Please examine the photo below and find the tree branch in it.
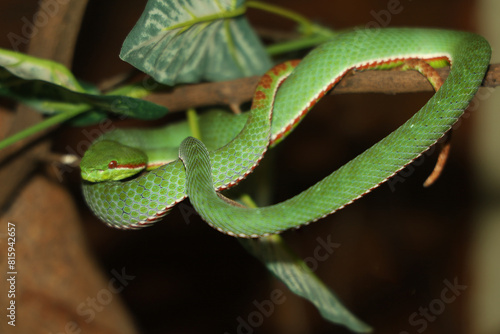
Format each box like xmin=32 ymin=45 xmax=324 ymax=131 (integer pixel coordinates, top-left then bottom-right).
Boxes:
xmin=1 ymin=63 xmax=498 ymax=164
xmin=144 ymin=64 xmax=500 ymax=112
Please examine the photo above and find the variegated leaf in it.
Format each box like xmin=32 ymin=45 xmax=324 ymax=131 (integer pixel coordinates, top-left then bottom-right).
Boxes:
xmin=120 ymin=0 xmax=272 ymax=85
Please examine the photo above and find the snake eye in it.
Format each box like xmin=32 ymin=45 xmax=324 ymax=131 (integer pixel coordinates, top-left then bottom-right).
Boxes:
xmin=108 ymin=160 xmax=118 ymax=169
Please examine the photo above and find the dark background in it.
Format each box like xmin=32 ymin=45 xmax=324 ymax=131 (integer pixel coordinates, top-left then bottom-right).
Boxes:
xmin=0 ymin=1 xmax=491 ymax=333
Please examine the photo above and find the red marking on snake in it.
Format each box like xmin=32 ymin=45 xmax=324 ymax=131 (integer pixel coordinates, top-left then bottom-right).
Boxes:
xmin=254 ymin=90 xmax=266 ymax=101
xmin=405 ymin=59 xmax=446 ymax=90
xmin=251 ymin=90 xmax=267 ymax=109
xmin=259 ymin=73 xmax=272 ymax=89
xmin=271 ymin=56 xmax=451 ymax=145
xmin=356 ymin=56 xmax=449 ymax=70
xmin=272 ymin=63 xmax=289 ymax=75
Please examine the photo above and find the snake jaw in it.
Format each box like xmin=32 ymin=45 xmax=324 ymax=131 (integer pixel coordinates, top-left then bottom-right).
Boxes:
xmin=81 ymin=165 xmax=147 ymax=182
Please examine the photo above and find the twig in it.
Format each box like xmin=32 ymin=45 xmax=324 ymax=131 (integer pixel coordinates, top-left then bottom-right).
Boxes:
xmin=1 ymin=63 xmax=498 ymax=165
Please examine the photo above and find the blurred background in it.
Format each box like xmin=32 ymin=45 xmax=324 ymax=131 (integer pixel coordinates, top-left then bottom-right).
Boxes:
xmin=0 ymin=0 xmax=499 ymax=333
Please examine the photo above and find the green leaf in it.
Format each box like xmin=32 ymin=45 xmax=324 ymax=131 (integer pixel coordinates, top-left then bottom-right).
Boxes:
xmin=120 ymin=0 xmax=272 ymax=85
xmin=0 ymin=48 xmax=85 ymax=92
xmin=0 ymin=48 xmax=168 ymax=125
xmin=0 ymin=75 xmax=168 ymax=123
xmin=0 ymin=49 xmax=170 ymax=150
xmin=240 ymin=235 xmax=372 ymax=333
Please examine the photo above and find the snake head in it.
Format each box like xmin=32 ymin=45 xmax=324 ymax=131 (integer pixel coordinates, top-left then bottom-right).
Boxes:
xmin=80 ymin=140 xmax=148 ymax=182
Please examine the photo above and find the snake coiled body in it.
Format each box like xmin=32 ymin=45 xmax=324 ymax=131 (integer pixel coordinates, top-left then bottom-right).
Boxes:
xmin=82 ymin=28 xmax=491 ymax=236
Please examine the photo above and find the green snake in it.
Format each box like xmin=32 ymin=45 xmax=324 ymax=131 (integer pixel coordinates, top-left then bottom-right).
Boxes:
xmin=81 ymin=28 xmax=491 ymax=237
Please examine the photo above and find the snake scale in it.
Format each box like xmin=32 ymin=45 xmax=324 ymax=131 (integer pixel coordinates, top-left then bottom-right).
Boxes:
xmin=81 ymin=28 xmax=491 ymax=237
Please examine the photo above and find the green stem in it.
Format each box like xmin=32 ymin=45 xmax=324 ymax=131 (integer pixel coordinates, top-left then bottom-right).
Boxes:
xmin=0 ymin=78 xmax=164 ymax=152
xmin=246 ymin=1 xmax=314 ymax=35
xmin=0 ymin=106 xmax=89 ymax=151
xmin=240 ymin=194 xmax=257 ymax=208
xmin=187 ymin=108 xmax=201 ymax=140
xmin=163 ymin=5 xmax=246 ymax=31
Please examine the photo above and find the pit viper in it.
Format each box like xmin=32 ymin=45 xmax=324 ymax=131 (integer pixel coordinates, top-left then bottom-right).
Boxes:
xmin=81 ymin=28 xmax=491 ymax=237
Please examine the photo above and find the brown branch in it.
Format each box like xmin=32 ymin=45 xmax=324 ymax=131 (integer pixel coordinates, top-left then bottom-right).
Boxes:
xmin=144 ymin=64 xmax=500 ymax=112
xmin=1 ymin=63 xmax=498 ymax=164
